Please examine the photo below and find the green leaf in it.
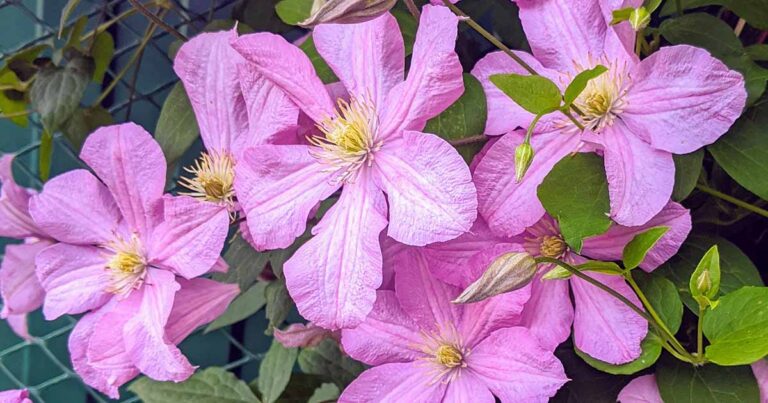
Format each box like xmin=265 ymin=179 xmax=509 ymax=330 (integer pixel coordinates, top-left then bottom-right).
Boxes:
xmin=392 ymin=9 xmax=416 ymax=56
xmin=275 ymin=0 xmax=313 ymax=25
xmin=308 ymin=383 xmax=340 ymax=403
xmin=61 ymin=105 xmax=113 ymax=151
xmin=65 ymin=16 xmax=88 ymax=49
xmin=746 ymin=44 xmax=768 ymax=61
xmin=622 ymin=226 xmax=670 ymax=270
xmin=657 ymin=355 xmax=760 ymax=402
xmin=29 ymin=60 xmax=89 ymax=133
xmin=610 ymin=7 xmax=634 ymax=25
xmin=267 ymin=373 xmax=324 ymax=401
xmin=489 ymin=73 xmax=562 ymax=115
xmin=563 ymin=65 xmax=607 ymax=106
xmin=213 ymin=234 xmax=271 ymax=292
xmin=265 ymin=279 xmax=292 ymax=331
xmin=644 ymin=0 xmax=663 ymax=12
xmin=660 ymin=0 xmax=768 ymax=30
xmin=689 ymin=245 xmax=720 ymax=305
xmin=129 ymin=367 xmax=261 ymax=403
xmin=298 ymin=339 xmax=366 ymax=388
xmin=205 ymin=282 xmax=267 ymax=333
xmin=155 ymin=82 xmax=200 ymax=167
xmin=299 ymin=37 xmax=338 ymax=85
xmin=58 ymin=0 xmax=82 ymax=39
xmin=90 ymin=31 xmax=114 ymax=84
xmin=0 ymin=70 xmax=29 ymax=127
xmin=703 ymin=286 xmax=768 ymax=365
xmin=424 ymin=74 xmax=487 ymax=164
xmin=575 ymin=335 xmax=662 ymax=375
xmin=672 ymin=149 xmax=704 ymax=201
xmin=708 ymin=103 xmax=768 ymax=200
xmin=660 ymin=13 xmax=768 ymax=104
xmin=656 ymin=234 xmax=762 ymax=313
xmin=257 ymin=340 xmax=298 ymax=403
xmin=537 ymin=153 xmax=611 ymax=252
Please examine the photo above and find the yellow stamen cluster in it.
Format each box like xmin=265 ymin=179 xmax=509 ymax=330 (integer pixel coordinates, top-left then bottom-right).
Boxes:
xmin=179 ymin=151 xmax=236 ymax=206
xmin=415 ymin=323 xmax=469 ymax=385
xmin=540 ymin=235 xmax=566 ymax=258
xmin=104 ymin=234 xmax=147 ymax=297
xmin=569 ymin=60 xmax=630 ymax=132
xmin=435 ymin=344 xmax=465 ymax=368
xmin=308 ymin=97 xmax=381 ymax=184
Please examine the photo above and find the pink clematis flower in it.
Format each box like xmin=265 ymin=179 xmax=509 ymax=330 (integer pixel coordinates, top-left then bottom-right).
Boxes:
xmin=471 ymin=0 xmax=746 ymax=236
xmin=0 ymin=155 xmax=54 ymax=340
xmin=230 ymin=5 xmax=477 ymax=329
xmin=28 ymin=123 xmax=237 ymax=397
xmin=428 ymin=201 xmax=691 ymax=364
xmin=340 ymin=247 xmax=567 ymax=402
xmin=0 ymin=389 xmax=32 ymax=403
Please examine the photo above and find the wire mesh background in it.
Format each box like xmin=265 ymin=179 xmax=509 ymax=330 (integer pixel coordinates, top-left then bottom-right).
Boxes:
xmin=0 ymin=1 xmax=276 ymax=401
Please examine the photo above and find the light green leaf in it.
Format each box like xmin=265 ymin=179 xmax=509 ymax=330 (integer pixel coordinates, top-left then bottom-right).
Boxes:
xmin=298 ymin=339 xmax=366 ymax=388
xmin=265 ymin=279 xmax=292 ymax=331
xmin=537 ymin=153 xmax=611 ymax=252
xmin=275 ymin=0 xmax=313 ymax=25
xmin=622 ymin=226 xmax=670 ymax=270
xmin=424 ymin=74 xmax=487 ymax=163
xmin=610 ymin=7 xmax=634 ymax=25
xmin=708 ymin=102 xmax=768 ymax=200
xmin=0 ymin=70 xmax=29 ymax=127
xmin=308 ymin=383 xmax=340 ymax=403
xmin=257 ymin=340 xmax=298 ymax=403
xmin=90 ymin=31 xmax=114 ymax=84
xmin=543 ymin=260 xmax=623 ymax=280
xmin=657 ymin=356 xmax=760 ymax=402
xmin=656 ymin=234 xmax=762 ymax=313
xmin=58 ymin=0 xmax=82 ymax=39
xmin=61 ymin=105 xmax=113 ymax=151
xmin=644 ymin=0 xmax=663 ymax=12
xmin=689 ymin=245 xmax=720 ymax=305
xmin=205 ymin=282 xmax=267 ymax=333
xmin=703 ymin=286 xmax=768 ymax=365
xmin=155 ymin=82 xmax=200 ymax=167
xmin=129 ymin=367 xmax=261 ymax=403
xmin=672 ymin=149 xmax=704 ymax=201
xmin=563 ymin=65 xmax=607 ymax=106
xmin=29 ymin=60 xmax=89 ymax=133
xmin=489 ymin=73 xmax=562 ymax=115
xmin=660 ymin=0 xmax=768 ymax=30
xmin=299 ymin=37 xmax=338 ymax=84
xmin=575 ymin=334 xmax=662 ymax=375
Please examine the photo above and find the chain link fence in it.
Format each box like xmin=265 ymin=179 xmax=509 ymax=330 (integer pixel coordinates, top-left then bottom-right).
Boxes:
xmin=0 ymin=0 xmax=275 ymax=401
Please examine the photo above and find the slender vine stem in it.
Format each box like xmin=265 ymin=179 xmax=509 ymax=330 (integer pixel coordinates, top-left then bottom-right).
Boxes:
xmin=448 ymin=134 xmax=488 ymax=146
xmin=697 ymin=306 xmax=705 ymax=358
xmin=696 ymin=184 xmax=768 ymax=219
xmin=440 ymin=0 xmax=586 ymax=131
xmin=0 ymin=110 xmax=31 ymax=119
xmin=403 ymin=0 xmax=420 ymax=19
xmin=127 ymin=0 xmax=188 ymax=41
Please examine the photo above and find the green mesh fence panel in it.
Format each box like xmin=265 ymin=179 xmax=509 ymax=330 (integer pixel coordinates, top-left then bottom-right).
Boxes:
xmin=0 ymin=1 xmax=275 ymax=401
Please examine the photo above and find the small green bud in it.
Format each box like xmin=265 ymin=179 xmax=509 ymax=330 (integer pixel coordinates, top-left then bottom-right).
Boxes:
xmin=629 ymin=7 xmax=651 ymax=31
xmin=453 ymin=252 xmax=537 ymax=304
xmin=514 ymin=141 xmax=535 ymax=183
xmin=695 ymin=269 xmax=713 ymax=296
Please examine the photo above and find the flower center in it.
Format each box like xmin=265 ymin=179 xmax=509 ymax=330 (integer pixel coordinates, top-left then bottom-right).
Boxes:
xmin=540 ymin=235 xmax=566 ymax=258
xmin=435 ymin=344 xmax=465 ymax=368
xmin=104 ymin=234 xmax=147 ymax=297
xmin=309 ymin=97 xmax=382 ymax=184
xmin=569 ymin=61 xmax=630 ymax=132
xmin=179 ymin=151 xmax=236 ymax=206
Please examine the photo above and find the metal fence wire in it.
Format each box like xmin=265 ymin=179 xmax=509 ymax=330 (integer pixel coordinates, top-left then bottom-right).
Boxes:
xmin=0 ymin=1 xmax=275 ymax=401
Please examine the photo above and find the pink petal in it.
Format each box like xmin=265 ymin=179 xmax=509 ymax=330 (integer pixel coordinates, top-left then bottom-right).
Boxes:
xmin=80 ymin=123 xmax=166 ymax=236
xmin=339 ymin=362 xmax=447 ymax=403
xmin=475 ymin=130 xmax=581 ymax=237
xmin=468 ymin=327 xmax=568 ymax=402
xmin=35 ymin=243 xmax=112 ymax=319
xmin=622 ymin=45 xmax=747 ymax=154
xmin=571 ymin=272 xmax=647 ymax=364
xmin=173 ymin=30 xmax=248 ymax=152
xmin=285 ymin=173 xmax=388 ymax=329
xmin=231 ymin=32 xmax=335 ymax=123
xmin=0 ymin=242 xmax=48 ymax=315
xmin=601 ymin=121 xmax=675 ymax=227
xmin=374 ymin=131 xmax=476 ymax=246
xmin=71 ymin=302 xmax=138 ymax=399
xmin=618 ymin=374 xmax=663 ymax=403
xmin=751 ymin=359 xmax=768 ymax=403
xmin=236 ymin=63 xmax=300 ymax=152
xmin=519 ymin=273 xmax=574 ymax=351
xmin=393 ymin=248 xmax=462 ymax=333
xmin=6 ymin=314 xmax=30 ymax=341
xmin=165 ymin=277 xmax=239 ymax=343
xmin=235 ymin=145 xmax=339 ymax=250
xmin=341 ymin=290 xmax=423 ymax=366
xmin=314 ymin=13 xmax=404 ymax=108
xmin=0 ymin=155 xmax=39 ymax=239
xmin=582 ymin=201 xmax=691 ymax=272
xmin=148 ymin=196 xmax=229 ymax=279
xmin=444 ymin=371 xmax=495 ymax=403
xmin=380 ymin=5 xmax=463 ymax=139
xmin=471 ymin=51 xmax=564 ymax=135
xmin=0 ymin=389 xmax=32 ymax=403
xmin=29 ymin=170 xmax=120 ymax=245
xmin=274 ymin=322 xmax=336 ymax=348
xmin=123 ymin=269 xmax=194 ymax=381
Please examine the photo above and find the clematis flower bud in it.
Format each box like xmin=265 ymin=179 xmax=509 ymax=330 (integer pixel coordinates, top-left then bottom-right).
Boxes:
xmin=629 ymin=7 xmax=651 ymax=31
xmin=514 ymin=141 xmax=535 ymax=183
xmin=695 ymin=269 xmax=712 ymax=296
xmin=453 ymin=252 xmax=537 ymax=304
xmin=300 ymin=0 xmax=398 ymax=28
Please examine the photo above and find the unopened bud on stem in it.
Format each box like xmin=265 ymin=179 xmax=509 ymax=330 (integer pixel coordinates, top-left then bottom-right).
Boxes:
xmin=695 ymin=269 xmax=712 ymax=296
xmin=300 ymin=0 xmax=397 ymax=27
xmin=514 ymin=141 xmax=535 ymax=183
xmin=453 ymin=252 xmax=537 ymax=304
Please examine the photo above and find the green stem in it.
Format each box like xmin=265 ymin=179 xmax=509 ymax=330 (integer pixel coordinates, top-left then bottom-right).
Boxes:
xmin=696 ymin=184 xmax=768 ymax=219
xmin=127 ymin=0 xmax=187 ymax=41
xmin=440 ymin=0 xmax=585 ymax=131
xmin=449 ymin=134 xmax=487 ymax=147
xmin=403 ymin=0 xmax=420 ymax=19
xmin=525 ymin=113 xmax=543 ymax=144
xmin=697 ymin=306 xmax=705 ymax=357
xmin=625 ymin=272 xmax=689 ymax=356
xmin=675 ymin=0 xmax=683 ymax=16
xmin=0 ymin=110 xmax=31 ymax=119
